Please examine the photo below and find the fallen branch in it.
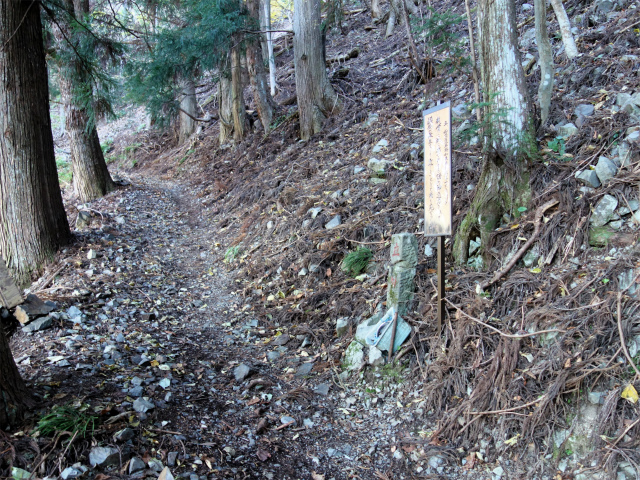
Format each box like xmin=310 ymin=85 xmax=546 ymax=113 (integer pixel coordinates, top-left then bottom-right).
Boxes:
xmin=479 ymin=199 xmax=559 ymax=290
xmin=446 ymin=298 xmax=566 ymax=339
xmin=470 ymin=395 xmax=547 ymax=415
xmin=326 ymin=47 xmax=360 ymax=66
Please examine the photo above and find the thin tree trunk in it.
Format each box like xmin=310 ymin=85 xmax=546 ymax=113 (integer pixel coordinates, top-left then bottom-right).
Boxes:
xmin=0 ymin=1 xmax=70 ymax=285
xmin=535 ymin=0 xmax=554 ymax=125
xmin=386 ymin=0 xmax=399 ymax=37
xmin=247 ymin=0 xmax=275 ymax=132
xmin=371 ymin=0 xmax=382 ymax=19
xmin=453 ymin=0 xmax=534 ymax=265
xmin=231 ymin=38 xmax=246 ymax=141
xmin=549 ymin=0 xmax=578 ymax=59
xmin=56 ymin=0 xmax=115 ymax=202
xmin=261 ymin=0 xmax=277 ymax=97
xmin=179 ymin=76 xmax=198 ymax=145
xmin=293 ymin=0 xmax=343 ymax=140
xmin=464 ymin=0 xmax=482 ymax=122
xmin=219 ymin=70 xmax=234 ymax=144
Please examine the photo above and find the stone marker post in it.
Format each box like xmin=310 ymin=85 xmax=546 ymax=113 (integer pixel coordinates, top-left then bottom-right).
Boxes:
xmin=387 ymin=233 xmax=418 ymax=316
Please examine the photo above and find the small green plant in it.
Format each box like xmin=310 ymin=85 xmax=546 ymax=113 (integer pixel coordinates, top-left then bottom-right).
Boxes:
xmin=341 ymin=247 xmax=373 ymax=277
xmin=36 ymin=405 xmax=98 ymax=438
xmin=56 ymin=156 xmax=73 ymax=185
xmin=547 ymin=137 xmax=566 ymax=156
xmin=100 ymin=139 xmax=114 ymax=155
xmin=224 ymin=245 xmax=241 ymax=263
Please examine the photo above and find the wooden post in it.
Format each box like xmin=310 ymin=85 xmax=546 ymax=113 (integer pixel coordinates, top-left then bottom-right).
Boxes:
xmin=437 ymin=236 xmax=445 ymax=332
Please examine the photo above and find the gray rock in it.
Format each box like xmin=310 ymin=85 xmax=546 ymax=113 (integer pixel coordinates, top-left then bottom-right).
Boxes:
xmin=296 ymin=362 xmax=314 ymax=377
xmin=343 ymin=341 xmax=365 ymax=371
xmin=367 ymin=158 xmax=391 ymax=176
xmin=325 ymin=215 xmax=342 ymax=230
xmin=353 ymin=166 xmax=365 ymax=174
xmin=61 ymin=465 xmax=88 ymax=480
xmin=372 ymin=139 xmax=388 ymax=153
xmin=314 ymin=384 xmax=330 ymax=396
xmin=452 ymin=103 xmax=467 ymax=117
xmin=616 ymin=93 xmax=640 ymax=117
xmin=336 ymin=317 xmax=350 ymax=337
xmin=596 ymin=0 xmax=614 ymax=13
xmin=308 ymin=207 xmax=323 ymax=218
xmin=272 ymin=334 xmax=290 ymax=346
xmin=424 ymin=244 xmax=434 ymax=257
xmin=575 ymin=170 xmax=601 ymax=188
xmin=133 ymin=397 xmax=155 ymax=413
xmin=20 ymin=294 xmax=55 ymax=317
xmin=309 ymin=264 xmax=320 ymax=273
xmin=595 ymin=156 xmax=618 ymax=183
xmin=233 ymin=363 xmax=252 ymax=382
xmin=76 ymin=210 xmax=91 ymax=229
xmin=591 ymin=194 xmax=618 ymax=227
xmin=67 ymin=306 xmax=82 ymax=319
xmin=575 ymin=104 xmax=595 ymax=118
xmin=87 ymin=249 xmax=98 ymax=260
xmin=298 ymin=268 xmax=308 ymax=276
xmin=619 ymin=199 xmax=639 ymax=216
xmin=468 ymin=237 xmax=481 ymax=256
xmin=114 ymin=427 xmax=135 ymax=442
xmin=389 ymin=233 xmax=418 ymax=268
xmin=21 ymin=316 xmax=53 ymax=333
xmin=557 ymin=123 xmax=579 ymax=139
xmin=523 ymin=246 xmax=540 ymax=268
xmin=365 ymin=113 xmax=379 ymax=127
xmin=588 ymin=391 xmax=606 ymax=404
xmin=492 ymin=466 xmax=504 ymax=480
xmin=368 ymin=346 xmax=384 ymax=366
xmin=281 ymin=416 xmax=296 ymax=426
xmin=267 ymin=351 xmax=281 ymax=361
xmin=129 ymin=457 xmax=145 ymax=474
xmin=115 ymin=216 xmax=126 ymax=224
xmin=148 ymin=458 xmax=164 ymax=472
xmin=167 ymin=452 xmax=178 ymax=467
xmin=89 ymin=446 xmax=120 ymax=468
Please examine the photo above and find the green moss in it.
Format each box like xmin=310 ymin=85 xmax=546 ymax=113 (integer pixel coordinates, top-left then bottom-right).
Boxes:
xmin=589 ymin=226 xmax=616 ymax=247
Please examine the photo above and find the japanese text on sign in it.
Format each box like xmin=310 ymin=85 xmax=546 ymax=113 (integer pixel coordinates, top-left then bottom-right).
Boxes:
xmin=423 ymin=102 xmax=452 ymax=236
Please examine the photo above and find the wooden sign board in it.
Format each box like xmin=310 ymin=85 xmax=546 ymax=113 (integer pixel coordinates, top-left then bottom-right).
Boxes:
xmin=0 ymin=258 xmax=22 ymax=308
xmin=423 ymin=102 xmax=452 ymax=237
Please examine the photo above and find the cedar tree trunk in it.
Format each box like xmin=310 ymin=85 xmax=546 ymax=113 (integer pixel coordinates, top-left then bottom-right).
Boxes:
xmin=0 ymin=0 xmax=71 ymax=286
xmin=452 ymin=0 xmax=535 ymax=265
xmin=231 ymin=37 xmax=246 ymax=142
xmin=179 ymin=76 xmax=198 ymax=145
xmin=56 ymin=0 xmax=115 ymax=202
xmin=0 ymin=325 xmax=33 ymax=429
xmin=293 ymin=0 xmax=343 ymax=140
xmin=247 ymin=0 xmax=275 ymax=132
xmin=219 ymin=67 xmax=234 ymax=144
xmin=261 ymin=0 xmax=277 ymax=96
xmin=535 ymin=0 xmax=553 ymax=125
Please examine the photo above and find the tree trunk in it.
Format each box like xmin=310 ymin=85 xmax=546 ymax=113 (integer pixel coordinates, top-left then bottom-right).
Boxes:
xmin=56 ymin=0 xmax=115 ymax=202
xmin=219 ymin=66 xmax=234 ymax=144
xmin=453 ymin=0 xmax=534 ymax=266
xmin=261 ymin=0 xmax=277 ymax=97
xmin=0 ymin=326 xmax=34 ymax=429
xmin=231 ymin=39 xmax=246 ymax=142
xmin=0 ymin=2 xmax=70 ymax=285
xmin=247 ymin=0 xmax=275 ymax=132
xmin=549 ymin=0 xmax=578 ymax=59
xmin=386 ymin=0 xmax=399 ymax=37
xmin=535 ymin=0 xmax=554 ymax=125
xmin=179 ymin=76 xmax=198 ymax=145
xmin=293 ymin=0 xmax=343 ymax=141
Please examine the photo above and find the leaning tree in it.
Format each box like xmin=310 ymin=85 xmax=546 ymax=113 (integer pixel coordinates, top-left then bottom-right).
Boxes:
xmin=452 ymin=0 xmax=535 ymax=265
xmin=0 ymin=0 xmax=69 ymax=427
xmin=293 ymin=0 xmax=343 ymax=140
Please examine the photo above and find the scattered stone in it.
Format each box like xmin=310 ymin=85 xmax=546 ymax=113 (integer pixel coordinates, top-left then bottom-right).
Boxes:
xmin=367 ymin=158 xmax=391 ymax=177
xmin=21 ymin=315 xmax=53 ymax=333
xmin=67 ymin=306 xmax=82 ymax=319
xmin=76 ymin=210 xmax=91 ymax=229
xmin=296 ymin=362 xmax=314 ymax=377
xmin=325 ymin=215 xmax=342 ymax=230
xmin=365 ymin=113 xmax=379 ymax=127
xmin=523 ymin=245 xmax=540 ymax=268
xmin=167 ymin=452 xmax=178 ymax=467
xmin=272 ymin=334 xmax=290 ymax=346
xmin=115 ymin=216 xmax=126 ymax=224
xmin=303 ymin=418 xmax=314 ymax=428
xmin=267 ymin=221 xmax=274 ymax=229
xmin=353 ymin=166 xmax=365 ymax=174
xmin=281 ymin=416 xmax=296 ymax=426
xmin=575 ymin=104 xmax=595 ymax=118
xmin=148 ymin=458 xmax=164 ymax=472
xmin=368 ymin=346 xmax=384 ymax=366
xmin=591 ymin=194 xmax=618 ymax=227
xmin=468 ymin=237 xmax=481 ymax=256
xmin=233 ymin=363 xmax=252 ymax=382
xmin=314 ymin=384 xmax=330 ymax=396
xmin=133 ymin=397 xmax=155 ymax=413
xmin=575 ymin=170 xmax=601 ymax=188
xmin=424 ymin=244 xmax=434 ymax=257
xmin=492 ymin=466 xmax=504 ymax=480
xmin=114 ymin=428 xmax=135 ymax=442
xmin=595 ymin=156 xmax=618 ymax=183
xmin=89 ymin=446 xmax=120 ymax=468
xmin=61 ymin=465 xmax=88 ymax=480
xmin=389 ymin=233 xmax=418 ymax=268
xmin=129 ymin=457 xmax=146 ymax=474
xmin=336 ymin=317 xmax=349 ymax=337
xmin=87 ymin=249 xmax=98 ymax=260
xmin=557 ymin=123 xmax=579 ymax=139
xmin=158 ymin=378 xmax=171 ymax=389
xmin=298 ymin=268 xmax=308 ymax=276
xmin=372 ymin=139 xmax=388 ymax=153
xmin=157 ymin=467 xmax=175 ymax=480
xmin=309 ymin=264 xmax=320 ymax=273
xmin=588 ymin=391 xmax=606 ymax=405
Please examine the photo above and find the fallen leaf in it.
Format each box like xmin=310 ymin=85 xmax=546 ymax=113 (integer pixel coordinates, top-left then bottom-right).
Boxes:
xmin=157 ymin=467 xmax=174 ymax=480
xmin=256 ymin=448 xmax=271 ymax=462
xmin=504 ymin=433 xmax=520 ymax=446
xmin=326 ymin=268 xmax=332 ymax=277
xmin=621 ymin=384 xmax=638 ymax=404
xmin=529 ymin=267 xmax=542 ymax=273
xmin=564 ymin=358 xmax=571 ymax=368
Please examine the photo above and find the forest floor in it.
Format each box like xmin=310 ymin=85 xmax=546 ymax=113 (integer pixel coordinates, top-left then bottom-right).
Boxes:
xmin=4 ymin=0 xmax=640 ymax=479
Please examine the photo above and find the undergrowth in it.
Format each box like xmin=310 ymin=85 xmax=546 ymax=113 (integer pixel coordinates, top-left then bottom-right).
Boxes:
xmin=36 ymin=405 xmax=98 ymax=438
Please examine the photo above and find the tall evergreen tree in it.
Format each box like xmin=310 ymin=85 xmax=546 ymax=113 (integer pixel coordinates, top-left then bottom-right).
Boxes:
xmin=247 ymin=0 xmax=275 ymax=132
xmin=293 ymin=0 xmax=342 ymax=140
xmin=54 ymin=0 xmax=115 ymax=202
xmin=0 ymin=0 xmax=71 ymax=286
xmin=453 ymin=0 xmax=534 ymax=264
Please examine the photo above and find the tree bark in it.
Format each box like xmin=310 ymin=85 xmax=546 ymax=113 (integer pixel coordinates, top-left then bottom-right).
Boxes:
xmin=535 ymin=0 xmax=554 ymax=125
xmin=179 ymin=76 xmax=198 ymax=145
xmin=231 ymin=38 xmax=246 ymax=141
xmin=247 ymin=0 xmax=275 ymax=132
xmin=386 ymin=0 xmax=399 ymax=37
xmin=219 ymin=65 xmax=234 ymax=144
xmin=293 ymin=0 xmax=343 ymax=141
xmin=0 ymin=325 xmax=34 ymax=429
xmin=260 ymin=0 xmax=277 ymax=96
xmin=453 ymin=0 xmax=534 ymax=265
xmin=0 ymin=0 xmax=71 ymax=286
xmin=371 ymin=0 xmax=382 ymax=19
xmin=56 ymin=0 xmax=115 ymax=202
xmin=549 ymin=0 xmax=578 ymax=59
